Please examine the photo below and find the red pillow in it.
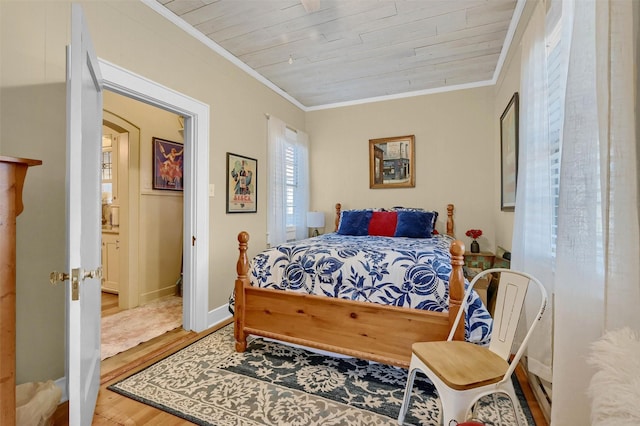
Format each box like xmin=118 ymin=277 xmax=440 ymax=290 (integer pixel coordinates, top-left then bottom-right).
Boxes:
xmin=368 ymin=211 xmax=398 ymax=236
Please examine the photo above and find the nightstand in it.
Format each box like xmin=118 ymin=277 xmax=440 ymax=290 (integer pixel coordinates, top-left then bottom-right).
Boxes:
xmin=464 ymin=267 xmax=490 ymax=308
xmin=493 ymin=256 xmax=511 ymax=269
xmin=463 ymin=252 xmax=496 ymax=314
xmin=463 ymin=252 xmax=495 ymax=270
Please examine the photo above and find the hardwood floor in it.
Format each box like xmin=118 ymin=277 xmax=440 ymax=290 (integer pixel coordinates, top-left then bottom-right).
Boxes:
xmin=51 ymin=292 xmax=208 ymax=425
xmin=51 ymin=293 xmax=549 ymax=425
xmin=51 ymin=325 xmax=220 ymax=425
xmin=515 ymin=362 xmax=550 ymax=426
xmin=100 ymin=292 xmax=121 ymax=317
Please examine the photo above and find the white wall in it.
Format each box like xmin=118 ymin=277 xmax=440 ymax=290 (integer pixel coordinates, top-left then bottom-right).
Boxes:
xmin=492 ymin=49 xmax=520 ymax=253
xmin=491 ymin=1 xmax=538 ymax=254
xmin=307 ymin=88 xmax=496 ymax=251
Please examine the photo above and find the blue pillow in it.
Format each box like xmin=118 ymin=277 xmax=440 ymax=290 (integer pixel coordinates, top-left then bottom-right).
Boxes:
xmin=392 ymin=208 xmax=438 ymax=232
xmin=394 ymin=210 xmax=437 ymax=238
xmin=337 ymin=210 xmax=373 ymax=236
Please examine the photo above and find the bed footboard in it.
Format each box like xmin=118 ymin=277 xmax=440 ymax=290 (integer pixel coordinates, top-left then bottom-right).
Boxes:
xmin=233 ymin=231 xmax=466 ymax=367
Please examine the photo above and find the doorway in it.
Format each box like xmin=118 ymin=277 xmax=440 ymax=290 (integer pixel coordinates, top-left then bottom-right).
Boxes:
xmin=99 ymin=97 xmax=186 ymax=358
xmin=99 ymin=59 xmax=210 ymax=333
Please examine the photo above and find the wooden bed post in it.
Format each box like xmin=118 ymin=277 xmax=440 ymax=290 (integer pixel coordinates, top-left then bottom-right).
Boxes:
xmin=234 ymin=231 xmax=250 ymax=352
xmin=449 ymin=239 xmax=466 ymax=340
xmin=335 ymin=203 xmax=342 ymax=231
xmin=446 ymin=204 xmax=454 ymax=237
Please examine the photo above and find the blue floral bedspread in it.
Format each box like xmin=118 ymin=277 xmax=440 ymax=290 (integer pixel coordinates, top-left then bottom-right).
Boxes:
xmin=231 ymin=233 xmax=492 ymax=345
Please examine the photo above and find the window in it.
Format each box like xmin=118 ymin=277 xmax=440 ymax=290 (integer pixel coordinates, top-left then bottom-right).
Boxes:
xmin=284 ymin=128 xmax=301 ymax=238
xmin=101 ymin=149 xmax=112 ymax=180
xmin=267 ymin=116 xmax=309 ymax=246
xmin=101 ymin=134 xmax=115 ymax=204
xmin=546 ymin=1 xmax=565 ymax=255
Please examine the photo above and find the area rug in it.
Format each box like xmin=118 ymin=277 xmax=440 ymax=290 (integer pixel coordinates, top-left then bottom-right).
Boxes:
xmin=101 ymin=296 xmax=182 ymax=360
xmin=108 ymin=325 xmax=534 ymax=425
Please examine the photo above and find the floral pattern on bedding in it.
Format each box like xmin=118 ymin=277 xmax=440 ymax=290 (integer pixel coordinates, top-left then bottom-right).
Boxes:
xmin=232 ymin=233 xmax=493 ymax=345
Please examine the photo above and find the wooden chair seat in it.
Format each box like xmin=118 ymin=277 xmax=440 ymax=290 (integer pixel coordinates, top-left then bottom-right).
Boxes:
xmin=412 ymin=341 xmax=509 ymax=390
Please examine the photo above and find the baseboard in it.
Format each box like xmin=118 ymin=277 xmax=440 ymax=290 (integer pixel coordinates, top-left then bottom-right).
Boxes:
xmin=207 ymin=303 xmax=233 ymax=328
xmin=139 ymin=286 xmax=179 ymax=304
xmin=528 ymin=371 xmax=552 ymax=423
xmin=55 ymin=377 xmax=68 ymax=404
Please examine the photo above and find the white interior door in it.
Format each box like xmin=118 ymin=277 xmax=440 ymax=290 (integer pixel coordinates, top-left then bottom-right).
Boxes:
xmin=66 ymin=4 xmax=103 ymax=424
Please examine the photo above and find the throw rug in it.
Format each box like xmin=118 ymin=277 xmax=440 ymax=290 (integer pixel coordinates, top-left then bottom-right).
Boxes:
xmin=108 ymin=325 xmax=534 ymax=425
xmin=101 ymin=295 xmax=182 ymax=360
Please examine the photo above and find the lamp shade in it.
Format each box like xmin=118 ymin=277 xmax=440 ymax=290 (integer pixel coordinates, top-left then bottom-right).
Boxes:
xmin=306 ymin=211 xmax=325 ymax=228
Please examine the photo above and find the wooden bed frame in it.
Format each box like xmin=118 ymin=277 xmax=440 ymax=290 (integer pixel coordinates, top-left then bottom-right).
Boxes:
xmin=234 ymin=203 xmax=465 ymax=368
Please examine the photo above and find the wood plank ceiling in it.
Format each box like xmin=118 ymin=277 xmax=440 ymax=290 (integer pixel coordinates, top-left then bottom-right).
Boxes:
xmin=156 ymin=0 xmax=518 ymax=109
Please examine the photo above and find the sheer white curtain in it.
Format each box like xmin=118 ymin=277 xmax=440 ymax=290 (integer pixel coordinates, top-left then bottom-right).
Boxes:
xmin=267 ymin=115 xmax=288 ymax=246
xmin=552 ymin=0 xmax=639 ymax=424
xmin=267 ymin=115 xmax=310 ymax=246
xmin=511 ymin=1 xmax=555 ymax=384
xmin=293 ymin=131 xmax=310 ymax=241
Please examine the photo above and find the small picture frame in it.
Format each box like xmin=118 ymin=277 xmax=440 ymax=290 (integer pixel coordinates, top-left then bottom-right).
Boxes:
xmin=153 ymin=137 xmax=184 ymax=191
xmin=500 ymin=93 xmax=519 ymax=211
xmin=226 ymin=152 xmax=257 ymax=213
xmin=369 ymin=135 xmax=415 ymax=189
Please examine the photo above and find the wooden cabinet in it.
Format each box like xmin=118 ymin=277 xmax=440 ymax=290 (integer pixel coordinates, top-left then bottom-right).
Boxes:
xmin=0 ymin=156 xmax=41 ymax=425
xmin=101 ymin=232 xmax=119 ymax=294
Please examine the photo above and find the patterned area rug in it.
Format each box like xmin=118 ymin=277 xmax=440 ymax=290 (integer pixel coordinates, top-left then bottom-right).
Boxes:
xmin=101 ymin=296 xmax=182 ymax=360
xmin=108 ymin=325 xmax=534 ymax=425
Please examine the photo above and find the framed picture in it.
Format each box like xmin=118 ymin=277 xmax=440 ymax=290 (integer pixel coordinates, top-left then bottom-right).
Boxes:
xmin=369 ymin=135 xmax=415 ymax=189
xmin=153 ymin=137 xmax=184 ymax=191
xmin=500 ymin=92 xmax=519 ymax=211
xmin=226 ymin=152 xmax=257 ymax=213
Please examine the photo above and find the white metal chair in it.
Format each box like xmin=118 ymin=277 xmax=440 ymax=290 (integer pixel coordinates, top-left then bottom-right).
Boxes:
xmin=397 ymin=268 xmax=548 ymax=425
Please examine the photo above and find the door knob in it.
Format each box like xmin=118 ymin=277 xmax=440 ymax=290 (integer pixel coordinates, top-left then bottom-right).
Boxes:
xmin=49 ymin=271 xmax=69 ymax=285
xmin=49 ymin=268 xmax=100 ymax=300
xmin=84 ymin=267 xmax=102 ymax=280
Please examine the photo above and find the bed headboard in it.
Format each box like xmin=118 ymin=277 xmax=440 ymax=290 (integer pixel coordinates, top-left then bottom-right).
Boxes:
xmin=333 ymin=203 xmax=455 ymax=237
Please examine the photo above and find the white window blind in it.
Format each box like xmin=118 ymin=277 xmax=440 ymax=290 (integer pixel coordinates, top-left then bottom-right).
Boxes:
xmin=284 ymin=130 xmax=297 ymax=228
xmin=546 ymin=1 xmax=564 ymax=255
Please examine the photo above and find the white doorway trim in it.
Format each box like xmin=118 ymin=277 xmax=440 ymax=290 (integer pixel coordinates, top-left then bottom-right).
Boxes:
xmin=99 ymin=59 xmax=210 ymax=332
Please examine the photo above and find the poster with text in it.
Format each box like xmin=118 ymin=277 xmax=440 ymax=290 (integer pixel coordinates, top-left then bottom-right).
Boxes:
xmin=226 ymin=152 xmax=257 ymax=213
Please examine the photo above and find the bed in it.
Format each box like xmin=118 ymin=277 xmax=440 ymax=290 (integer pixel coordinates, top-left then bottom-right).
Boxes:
xmin=232 ymin=204 xmax=492 ymax=368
